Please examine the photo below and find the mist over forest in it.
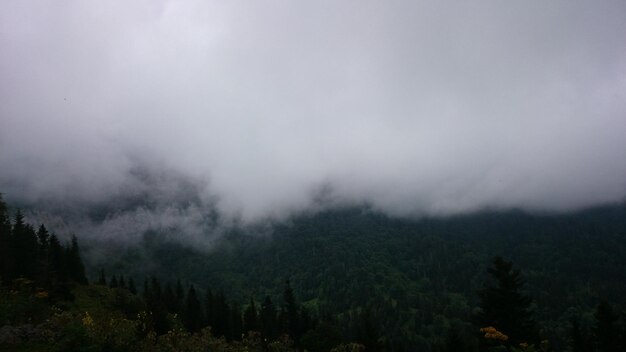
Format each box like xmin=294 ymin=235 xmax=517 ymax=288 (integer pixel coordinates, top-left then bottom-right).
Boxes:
xmin=2 ymin=1 xmax=626 ymax=351
xmin=2 ymin=1 xmax=626 ymax=224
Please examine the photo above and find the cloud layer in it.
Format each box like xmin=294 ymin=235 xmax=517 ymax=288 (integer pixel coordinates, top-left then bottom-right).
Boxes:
xmin=2 ymin=0 xmax=626 ymax=223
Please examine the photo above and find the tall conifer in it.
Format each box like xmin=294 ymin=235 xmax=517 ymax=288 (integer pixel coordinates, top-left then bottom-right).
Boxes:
xmin=98 ymin=269 xmax=107 ymax=286
xmin=477 ymin=256 xmax=537 ymax=346
xmin=183 ymin=285 xmax=204 ymax=333
xmin=0 ymin=194 xmax=12 ymax=281
xmin=244 ymin=297 xmax=259 ymax=333
xmin=66 ymin=235 xmax=88 ymax=284
xmin=128 ymin=278 xmax=137 ymax=294
xmin=261 ymin=295 xmax=278 ymax=340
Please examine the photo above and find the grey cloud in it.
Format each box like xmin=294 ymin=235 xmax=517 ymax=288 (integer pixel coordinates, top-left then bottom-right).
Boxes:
xmin=1 ymin=0 xmax=626 ymax=228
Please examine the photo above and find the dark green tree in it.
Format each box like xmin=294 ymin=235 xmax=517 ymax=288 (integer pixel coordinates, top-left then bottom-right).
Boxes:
xmin=594 ymin=300 xmax=620 ymax=352
xmin=110 ymin=275 xmax=119 ymax=288
xmin=47 ymin=233 xmax=72 ymax=299
xmin=205 ymin=288 xmax=215 ymax=329
xmin=569 ymin=315 xmax=592 ymax=352
xmin=98 ymin=269 xmax=107 ymax=286
xmin=0 ymin=194 xmax=12 ymax=281
xmin=142 ymin=279 xmax=150 ymax=301
xmin=34 ymin=225 xmax=51 ymax=283
xmin=477 ymin=256 xmax=537 ymax=346
xmin=299 ymin=307 xmax=313 ymax=339
xmin=163 ymin=282 xmax=179 ymax=313
xmin=36 ymin=224 xmax=50 ymax=249
xmin=183 ymin=285 xmax=204 ymax=333
xmin=13 ymin=210 xmax=38 ymax=278
xmin=445 ymin=326 xmax=465 ymax=352
xmin=176 ymin=279 xmax=185 ymax=303
xmin=281 ymin=279 xmax=301 ymax=339
xmin=48 ymin=234 xmax=66 ymax=280
xmin=128 ymin=278 xmax=137 ymax=294
xmin=230 ymin=303 xmax=243 ymax=340
xmin=66 ymin=235 xmax=88 ymax=284
xmin=150 ymin=276 xmax=162 ymax=302
xmin=243 ymin=297 xmax=259 ymax=333
xmin=144 ymin=277 xmax=170 ymax=334
xmin=260 ymin=295 xmax=278 ymax=340
xmin=300 ymin=321 xmax=343 ymax=352
xmin=213 ymin=290 xmax=231 ymax=338
xmin=356 ymin=306 xmax=380 ymax=352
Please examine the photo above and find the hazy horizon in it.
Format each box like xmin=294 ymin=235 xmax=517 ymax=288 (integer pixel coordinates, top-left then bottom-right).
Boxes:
xmin=2 ymin=1 xmax=626 ymax=232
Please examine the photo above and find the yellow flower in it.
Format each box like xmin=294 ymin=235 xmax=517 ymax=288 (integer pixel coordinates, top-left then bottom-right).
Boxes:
xmin=480 ymin=326 xmax=508 ymax=341
xmin=82 ymin=312 xmax=94 ymax=326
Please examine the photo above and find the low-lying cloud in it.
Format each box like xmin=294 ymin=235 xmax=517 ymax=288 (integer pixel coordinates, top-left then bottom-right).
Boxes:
xmin=1 ymin=1 xmax=626 ymax=231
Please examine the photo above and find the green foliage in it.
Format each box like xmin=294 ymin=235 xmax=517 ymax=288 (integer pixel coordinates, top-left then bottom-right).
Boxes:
xmin=478 ymin=256 xmax=537 ymax=346
xmin=243 ymin=297 xmax=259 ymax=333
xmin=300 ymin=321 xmax=343 ymax=352
xmin=594 ymin=300 xmax=622 ymax=352
xmin=66 ymin=236 xmax=88 ymax=285
xmin=0 ymin=278 xmax=52 ymax=325
xmin=3 ymin=195 xmax=626 ymax=351
xmin=103 ymin=205 xmax=626 ymax=350
xmin=182 ymin=285 xmax=203 ymax=333
xmin=260 ymin=295 xmax=279 ymax=340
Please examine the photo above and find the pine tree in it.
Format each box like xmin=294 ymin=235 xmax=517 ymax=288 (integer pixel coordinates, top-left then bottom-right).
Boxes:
xmin=110 ymin=275 xmax=119 ymax=288
xmin=163 ymin=282 xmax=178 ymax=313
xmin=300 ymin=321 xmax=343 ymax=352
xmin=48 ymin=233 xmax=72 ymax=300
xmin=445 ymin=326 xmax=465 ymax=352
xmin=594 ymin=300 xmax=620 ymax=352
xmin=205 ymin=288 xmax=215 ymax=328
xmin=143 ymin=279 xmax=150 ymax=301
xmin=244 ymin=297 xmax=259 ymax=333
xmin=34 ymin=225 xmax=50 ymax=282
xmin=150 ymin=277 xmax=162 ymax=302
xmin=119 ymin=275 xmax=126 ymax=289
xmin=142 ymin=277 xmax=170 ymax=334
xmin=48 ymin=234 xmax=66 ymax=280
xmin=36 ymin=224 xmax=50 ymax=249
xmin=282 ymin=279 xmax=301 ymax=340
xmin=477 ymin=256 xmax=537 ymax=346
xmin=98 ymin=269 xmax=107 ymax=286
xmin=13 ymin=210 xmax=39 ymax=278
xmin=356 ymin=306 xmax=380 ymax=352
xmin=261 ymin=295 xmax=278 ymax=340
xmin=66 ymin=235 xmax=88 ymax=284
xmin=214 ymin=290 xmax=231 ymax=338
xmin=230 ymin=303 xmax=243 ymax=341
xmin=300 ymin=307 xmax=313 ymax=338
xmin=569 ymin=315 xmax=592 ymax=352
xmin=128 ymin=278 xmax=137 ymax=294
xmin=175 ymin=279 xmax=185 ymax=313
xmin=183 ymin=285 xmax=204 ymax=333
xmin=0 ymin=194 xmax=12 ymax=281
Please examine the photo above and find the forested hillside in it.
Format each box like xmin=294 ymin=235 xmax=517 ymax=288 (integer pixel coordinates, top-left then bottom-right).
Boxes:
xmin=93 ymin=203 xmax=626 ymax=351
xmin=2 ymin=193 xmax=626 ymax=351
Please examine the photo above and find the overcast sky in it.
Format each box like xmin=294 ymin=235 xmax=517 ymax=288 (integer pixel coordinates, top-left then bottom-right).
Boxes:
xmin=1 ymin=0 xmax=626 ymax=222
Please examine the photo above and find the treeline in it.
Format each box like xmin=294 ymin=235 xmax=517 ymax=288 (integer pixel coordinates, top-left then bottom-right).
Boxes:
xmin=123 ymin=205 xmax=626 ymax=351
xmin=3 ymin=193 xmax=626 ymax=351
xmin=96 ymin=272 xmax=341 ymax=350
xmin=0 ymin=194 xmax=358 ymax=351
xmin=0 ymin=194 xmax=88 ymax=299
xmin=475 ymin=256 xmax=626 ymax=352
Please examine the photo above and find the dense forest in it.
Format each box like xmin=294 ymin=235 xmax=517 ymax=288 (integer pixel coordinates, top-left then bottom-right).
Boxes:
xmin=2 ymin=193 xmax=626 ymax=351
